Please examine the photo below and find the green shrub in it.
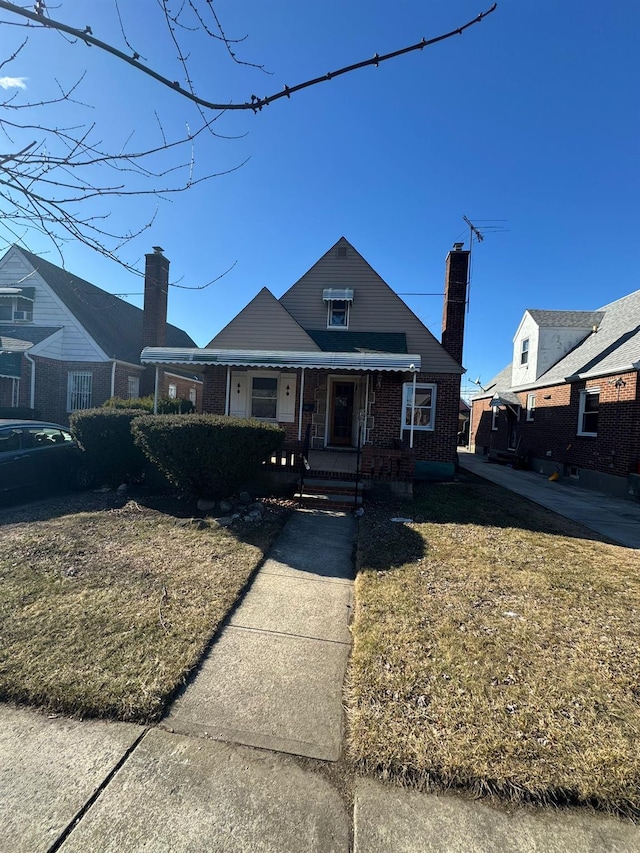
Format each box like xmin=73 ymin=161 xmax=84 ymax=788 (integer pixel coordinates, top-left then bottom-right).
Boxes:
xmin=132 ymin=414 xmax=285 ymax=497
xmin=104 ymin=396 xmax=194 ymax=414
xmin=70 ymin=409 xmax=149 ymax=486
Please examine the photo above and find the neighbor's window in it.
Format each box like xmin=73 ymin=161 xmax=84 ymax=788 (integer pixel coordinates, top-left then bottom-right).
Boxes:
xmin=526 ymin=393 xmax=536 ymax=421
xmin=0 ymin=296 xmax=33 ymax=323
xmin=189 ymin=387 xmax=197 ymax=406
xmin=67 ymin=371 xmax=92 ymax=412
xmin=402 ymin=383 xmax=436 ymax=431
xmin=127 ymin=376 xmax=140 ymax=399
xmin=578 ymin=388 xmax=599 ymax=436
xmin=168 ymin=384 xmax=177 ymax=399
xmin=251 ymin=376 xmax=278 ymax=419
xmin=520 ymin=338 xmax=529 ymax=365
xmin=491 ymin=406 xmax=499 ymax=431
xmin=327 ymin=299 xmax=349 ymax=329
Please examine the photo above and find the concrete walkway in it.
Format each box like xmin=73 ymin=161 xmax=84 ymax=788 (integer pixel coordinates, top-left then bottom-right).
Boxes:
xmin=3 ymin=505 xmax=640 ymax=851
xmin=458 ymin=448 xmax=640 ymax=548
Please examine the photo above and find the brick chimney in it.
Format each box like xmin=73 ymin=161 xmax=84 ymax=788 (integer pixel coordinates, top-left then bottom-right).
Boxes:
xmin=141 ymin=246 xmax=169 ymax=396
xmin=441 ymin=242 xmax=470 ymax=366
xmin=142 ymin=246 xmax=169 ymax=349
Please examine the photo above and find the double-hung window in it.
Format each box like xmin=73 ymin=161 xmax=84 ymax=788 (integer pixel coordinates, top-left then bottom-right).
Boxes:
xmin=578 ymin=388 xmax=599 ymax=436
xmin=526 ymin=393 xmax=536 ymax=421
xmin=520 ymin=338 xmax=529 ymax=365
xmin=67 ymin=371 xmax=92 ymax=412
xmin=250 ymin=376 xmax=278 ymax=419
xmin=323 ymin=288 xmax=353 ymax=329
xmin=402 ymin=383 xmax=436 ymax=432
xmin=127 ymin=376 xmax=140 ymax=399
xmin=491 ymin=406 xmax=499 ymax=431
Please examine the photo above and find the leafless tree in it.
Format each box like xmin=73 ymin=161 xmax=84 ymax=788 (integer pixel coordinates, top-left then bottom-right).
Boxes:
xmin=0 ymin=1 xmax=497 ymax=271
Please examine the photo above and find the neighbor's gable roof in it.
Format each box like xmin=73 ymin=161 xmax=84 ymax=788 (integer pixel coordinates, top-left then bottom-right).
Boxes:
xmin=15 ymin=247 xmax=196 ymax=364
xmin=536 ymin=289 xmax=640 ymax=384
xmin=207 ymin=287 xmax=320 ymax=351
xmin=0 ymin=325 xmax=62 ymax=351
xmin=527 ymin=309 xmax=605 ymax=329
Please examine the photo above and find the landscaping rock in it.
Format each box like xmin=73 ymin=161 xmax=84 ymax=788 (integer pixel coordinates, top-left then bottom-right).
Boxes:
xmin=219 ymin=500 xmax=234 ymax=513
xmin=197 ymin=499 xmax=217 ymax=513
xmin=238 ymin=491 xmax=252 ymax=505
xmin=116 ymin=484 xmax=128 ymax=495
xmin=248 ymin=502 xmax=265 ymax=515
xmin=212 ymin=516 xmax=234 ymax=528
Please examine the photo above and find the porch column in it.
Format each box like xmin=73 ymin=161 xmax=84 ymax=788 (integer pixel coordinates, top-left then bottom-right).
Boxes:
xmin=409 ymin=369 xmax=417 ymax=449
xmin=297 ymin=367 xmax=306 ymax=441
xmin=153 ymin=366 xmax=159 ymax=414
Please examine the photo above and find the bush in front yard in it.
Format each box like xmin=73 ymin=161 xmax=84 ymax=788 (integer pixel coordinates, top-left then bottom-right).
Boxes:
xmin=103 ymin=396 xmax=195 ymax=414
xmin=70 ymin=409 xmax=149 ymax=486
xmin=131 ymin=414 xmax=285 ymax=497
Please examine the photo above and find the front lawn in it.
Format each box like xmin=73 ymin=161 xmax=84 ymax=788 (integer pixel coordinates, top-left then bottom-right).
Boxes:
xmin=346 ymin=480 xmax=640 ymax=816
xmin=0 ymin=492 xmax=288 ymax=722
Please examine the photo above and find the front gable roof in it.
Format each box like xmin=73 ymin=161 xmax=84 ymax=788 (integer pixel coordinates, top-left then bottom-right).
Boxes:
xmin=279 ymin=237 xmax=463 ymax=373
xmin=207 ymin=287 xmax=320 ymax=351
xmin=14 ymin=247 xmax=196 ymax=364
xmin=305 ymin=330 xmax=407 ymax=353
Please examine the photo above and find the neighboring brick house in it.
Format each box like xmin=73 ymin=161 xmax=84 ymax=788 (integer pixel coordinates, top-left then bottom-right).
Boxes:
xmin=0 ymin=246 xmax=202 ymax=424
xmin=470 ymin=296 xmax=640 ymax=499
xmin=142 ymin=238 xmax=469 ymax=493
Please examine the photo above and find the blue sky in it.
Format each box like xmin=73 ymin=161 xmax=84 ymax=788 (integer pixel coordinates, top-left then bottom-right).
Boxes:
xmin=2 ymin=1 xmax=639 ymax=396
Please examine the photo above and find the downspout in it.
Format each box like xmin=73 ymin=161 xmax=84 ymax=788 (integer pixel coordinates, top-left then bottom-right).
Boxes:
xmin=297 ymin=367 xmax=305 ymax=441
xmin=24 ymin=351 xmax=36 ymax=409
xmin=225 ymin=366 xmax=231 ymax=416
xmin=153 ymin=366 xmax=159 ymax=414
xmin=110 ymin=359 xmax=117 ymax=399
xmin=409 ymin=367 xmax=417 ymax=450
xmin=363 ymin=374 xmax=370 ymax=444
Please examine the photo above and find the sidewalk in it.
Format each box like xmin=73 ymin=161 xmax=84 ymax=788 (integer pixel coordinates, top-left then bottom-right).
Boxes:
xmin=458 ymin=448 xmax=640 ymax=548
xmin=2 ymin=506 xmax=640 ymax=851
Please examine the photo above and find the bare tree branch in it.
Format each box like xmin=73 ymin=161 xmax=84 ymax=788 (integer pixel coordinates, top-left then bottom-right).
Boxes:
xmin=0 ymin=1 xmax=497 ymax=112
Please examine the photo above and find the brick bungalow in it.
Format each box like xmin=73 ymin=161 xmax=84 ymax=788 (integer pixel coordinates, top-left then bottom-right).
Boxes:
xmin=142 ymin=238 xmax=470 ymax=496
xmin=470 ymin=296 xmax=640 ymax=500
xmin=0 ymin=246 xmax=202 ymax=424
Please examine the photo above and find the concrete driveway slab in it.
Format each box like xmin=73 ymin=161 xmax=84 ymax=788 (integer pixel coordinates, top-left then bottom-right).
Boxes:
xmin=163 ymin=626 xmax=349 ymax=760
xmin=230 ymin=571 xmax=353 ymax=642
xmin=0 ymin=704 xmax=143 ymax=853
xmin=354 ymin=779 xmax=640 ymax=853
xmin=59 ymin=729 xmax=349 ymax=853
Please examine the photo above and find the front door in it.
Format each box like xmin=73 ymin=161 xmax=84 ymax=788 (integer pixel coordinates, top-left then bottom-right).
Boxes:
xmin=329 ymin=381 xmax=355 ymax=446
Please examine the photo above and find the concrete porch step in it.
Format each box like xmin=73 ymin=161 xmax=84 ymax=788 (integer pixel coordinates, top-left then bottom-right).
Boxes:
xmin=299 ymin=491 xmax=363 ymax=510
xmin=298 ymin=479 xmax=363 ymax=494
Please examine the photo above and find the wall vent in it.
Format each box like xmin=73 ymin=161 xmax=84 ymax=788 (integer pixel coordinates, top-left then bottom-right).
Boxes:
xmin=336 ymin=246 xmax=347 ymax=258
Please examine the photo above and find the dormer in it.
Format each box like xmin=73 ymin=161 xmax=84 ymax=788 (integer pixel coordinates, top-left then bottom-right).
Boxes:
xmin=0 ymin=286 xmax=35 ymax=323
xmin=512 ymin=309 xmax=605 ymax=386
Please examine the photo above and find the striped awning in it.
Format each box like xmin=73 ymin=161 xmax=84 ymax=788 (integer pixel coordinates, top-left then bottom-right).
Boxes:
xmin=141 ymin=347 xmax=420 ymax=372
xmin=322 ymin=288 xmax=354 ymax=301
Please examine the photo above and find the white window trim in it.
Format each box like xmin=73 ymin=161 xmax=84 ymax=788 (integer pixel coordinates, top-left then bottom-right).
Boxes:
xmin=526 ymin=393 xmax=536 ymax=421
xmin=0 ymin=296 xmax=33 ymax=323
xmin=250 ymin=373 xmax=279 ymax=420
xmin=401 ymin=382 xmax=436 ymax=433
xmin=326 ymin=300 xmax=350 ymax=330
xmin=127 ymin=376 xmax=140 ymax=399
xmin=168 ymin=383 xmax=177 ymax=399
xmin=520 ymin=338 xmax=529 ymax=366
xmin=491 ymin=406 xmax=499 ymax=431
xmin=577 ymin=388 xmax=599 ymax=437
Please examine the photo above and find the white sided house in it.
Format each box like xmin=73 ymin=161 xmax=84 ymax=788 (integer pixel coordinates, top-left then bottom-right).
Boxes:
xmin=0 ymin=246 xmax=201 ymax=424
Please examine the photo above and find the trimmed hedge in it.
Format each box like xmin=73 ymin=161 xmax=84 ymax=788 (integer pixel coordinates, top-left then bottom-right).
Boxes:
xmin=103 ymin=396 xmax=195 ymax=414
xmin=70 ymin=408 xmax=148 ymax=487
xmin=132 ymin=414 xmax=285 ymax=497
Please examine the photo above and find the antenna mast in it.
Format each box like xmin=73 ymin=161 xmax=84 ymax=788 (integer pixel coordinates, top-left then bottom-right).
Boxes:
xmin=462 ymin=215 xmax=484 ymax=312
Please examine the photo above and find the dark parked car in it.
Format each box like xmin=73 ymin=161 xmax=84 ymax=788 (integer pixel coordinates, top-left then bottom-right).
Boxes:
xmin=0 ymin=419 xmax=94 ymax=496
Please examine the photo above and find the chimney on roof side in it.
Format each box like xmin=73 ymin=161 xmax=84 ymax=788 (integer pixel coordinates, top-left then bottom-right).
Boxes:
xmin=441 ymin=242 xmax=470 ymax=366
xmin=143 ymin=246 xmax=169 ymax=351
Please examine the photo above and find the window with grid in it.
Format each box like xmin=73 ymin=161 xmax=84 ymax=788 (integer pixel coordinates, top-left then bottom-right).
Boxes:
xmin=67 ymin=371 xmax=92 ymax=411
xmin=168 ymin=384 xmax=177 ymax=399
xmin=520 ymin=338 xmax=529 ymax=365
xmin=127 ymin=376 xmax=140 ymax=399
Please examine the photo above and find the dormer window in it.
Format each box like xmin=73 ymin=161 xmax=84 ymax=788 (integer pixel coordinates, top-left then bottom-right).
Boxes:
xmin=520 ymin=338 xmax=529 ymax=365
xmin=0 ymin=287 xmax=34 ymax=323
xmin=323 ymin=288 xmax=353 ymax=330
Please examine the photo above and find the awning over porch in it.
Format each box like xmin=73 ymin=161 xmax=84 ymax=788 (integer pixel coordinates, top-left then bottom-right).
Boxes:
xmin=141 ymin=347 xmax=421 ymax=372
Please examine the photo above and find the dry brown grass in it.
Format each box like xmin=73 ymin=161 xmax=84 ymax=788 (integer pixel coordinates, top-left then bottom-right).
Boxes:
xmin=0 ymin=491 xmax=289 ymax=722
xmin=346 ymin=479 xmax=640 ymax=816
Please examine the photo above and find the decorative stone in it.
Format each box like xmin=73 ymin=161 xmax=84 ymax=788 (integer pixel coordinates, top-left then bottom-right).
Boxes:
xmin=247 ymin=502 xmax=264 ymax=515
xmin=116 ymin=483 xmax=128 ymax=495
xmin=211 ymin=516 xmax=233 ymax=528
xmin=238 ymin=492 xmax=252 ymax=505
xmin=176 ymin=518 xmax=209 ymax=530
xmin=219 ymin=500 xmax=233 ymax=513
xmin=197 ymin=499 xmax=217 ymax=513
